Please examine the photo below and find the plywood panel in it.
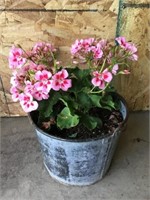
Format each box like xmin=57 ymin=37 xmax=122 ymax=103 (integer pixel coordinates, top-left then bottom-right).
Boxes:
xmin=4 ymin=0 xmax=114 ymax=10
xmin=116 ymin=7 xmax=150 ymax=110
xmin=0 ymin=0 xmax=5 ymax=9
xmin=5 ymin=0 xmax=48 ymax=9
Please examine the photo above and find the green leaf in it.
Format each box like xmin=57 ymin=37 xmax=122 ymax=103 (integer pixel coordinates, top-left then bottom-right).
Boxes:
xmin=59 ymin=96 xmax=78 ymax=111
xmin=89 ymin=94 xmax=102 ymax=107
xmin=77 ymin=92 xmax=102 ymax=112
xmin=81 ymin=114 xmax=102 ymax=130
xmin=68 ymin=67 xmax=92 ymax=94
xmin=100 ymin=94 xmax=116 ymax=110
xmin=100 ymin=105 xmax=112 ymax=111
xmin=38 ymin=91 xmax=61 ymax=118
xmin=69 ymin=67 xmax=91 ymax=80
xmin=57 ymin=107 xmax=79 ymax=129
xmin=77 ymin=92 xmax=92 ymax=111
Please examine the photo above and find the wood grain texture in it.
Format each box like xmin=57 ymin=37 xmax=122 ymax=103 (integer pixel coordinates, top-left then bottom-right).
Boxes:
xmin=0 ymin=0 xmax=5 ymax=9
xmin=124 ymin=0 xmax=150 ymax=4
xmin=5 ymin=0 xmax=48 ymax=9
xmin=4 ymin=0 xmax=114 ymax=10
xmin=116 ymin=7 xmax=150 ymax=110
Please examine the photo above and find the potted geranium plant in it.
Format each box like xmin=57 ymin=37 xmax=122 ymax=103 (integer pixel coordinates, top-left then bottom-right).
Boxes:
xmin=9 ymin=37 xmax=138 ymax=185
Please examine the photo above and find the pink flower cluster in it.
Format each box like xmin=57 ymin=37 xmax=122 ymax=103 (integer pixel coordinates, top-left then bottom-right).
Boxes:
xmin=71 ymin=38 xmax=106 ymax=60
xmin=33 ymin=42 xmax=56 ymax=54
xmin=31 ymin=42 xmax=56 ymax=63
xmin=91 ymin=63 xmax=130 ymax=89
xmin=9 ymin=43 xmax=71 ymax=113
xmin=71 ymin=37 xmax=138 ymax=64
xmin=115 ymin=37 xmax=138 ymax=61
xmin=70 ymin=37 xmax=138 ymax=89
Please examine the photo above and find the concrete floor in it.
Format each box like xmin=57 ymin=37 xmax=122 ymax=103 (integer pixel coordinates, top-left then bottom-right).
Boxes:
xmin=0 ymin=112 xmax=149 ymax=200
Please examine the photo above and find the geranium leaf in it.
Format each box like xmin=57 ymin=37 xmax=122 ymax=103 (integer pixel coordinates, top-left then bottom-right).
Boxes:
xmin=100 ymin=94 xmax=116 ymax=110
xmin=70 ymin=67 xmax=91 ymax=80
xmin=60 ymin=95 xmax=78 ymax=111
xmin=57 ymin=107 xmax=79 ymax=129
xmin=81 ymin=114 xmax=102 ymax=130
xmin=77 ymin=92 xmax=92 ymax=111
xmin=68 ymin=67 xmax=91 ymax=94
xmin=38 ymin=91 xmax=61 ymax=118
xmin=89 ymin=94 xmax=102 ymax=107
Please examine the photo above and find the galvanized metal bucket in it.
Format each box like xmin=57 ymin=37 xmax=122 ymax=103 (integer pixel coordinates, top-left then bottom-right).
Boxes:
xmin=29 ymin=94 xmax=128 ymax=186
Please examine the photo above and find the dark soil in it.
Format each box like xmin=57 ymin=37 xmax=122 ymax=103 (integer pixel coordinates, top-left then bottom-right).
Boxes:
xmin=51 ymin=108 xmax=123 ymax=139
xmin=31 ymin=107 xmax=123 ymax=140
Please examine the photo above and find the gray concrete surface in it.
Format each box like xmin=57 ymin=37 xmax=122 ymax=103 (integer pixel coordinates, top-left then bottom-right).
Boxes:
xmin=0 ymin=112 xmax=149 ymax=200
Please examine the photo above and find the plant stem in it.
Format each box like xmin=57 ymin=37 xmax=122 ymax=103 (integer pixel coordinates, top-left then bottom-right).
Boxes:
xmin=17 ymin=44 xmax=37 ymax=64
xmin=99 ymin=58 xmax=107 ymax=73
xmin=117 ymin=62 xmax=130 ymax=68
xmin=49 ymin=50 xmax=57 ymax=72
xmin=88 ymin=86 xmax=96 ymax=93
xmin=90 ymin=83 xmax=109 ymax=94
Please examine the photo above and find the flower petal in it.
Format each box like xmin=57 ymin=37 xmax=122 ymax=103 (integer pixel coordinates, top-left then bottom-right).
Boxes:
xmin=61 ymin=79 xmax=72 ymax=91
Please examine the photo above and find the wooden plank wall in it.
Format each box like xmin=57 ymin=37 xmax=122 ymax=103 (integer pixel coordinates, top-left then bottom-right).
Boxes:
xmin=0 ymin=0 xmax=149 ymax=116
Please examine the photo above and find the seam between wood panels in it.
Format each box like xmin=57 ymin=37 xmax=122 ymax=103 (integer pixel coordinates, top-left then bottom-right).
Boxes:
xmin=0 ymin=8 xmax=98 ymax=12
xmin=116 ymin=0 xmax=124 ymax=38
xmin=123 ymin=3 xmax=150 ymax=8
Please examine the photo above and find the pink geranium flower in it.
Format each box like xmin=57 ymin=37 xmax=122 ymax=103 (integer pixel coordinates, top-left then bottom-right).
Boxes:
xmin=35 ymin=70 xmax=52 ymax=81
xmin=52 ymin=69 xmax=72 ymax=91
xmin=24 ymin=81 xmax=34 ymax=94
xmin=130 ymin=54 xmax=138 ymax=61
xmin=102 ymin=69 xmax=113 ymax=83
xmin=91 ymin=71 xmax=105 ymax=89
xmin=126 ymin=44 xmax=138 ymax=61
xmin=112 ymin=64 xmax=119 ymax=75
xmin=115 ymin=37 xmax=138 ymax=61
xmin=34 ymin=70 xmax=52 ymax=94
xmin=9 ymin=46 xmax=26 ymax=69
xmin=10 ymin=72 xmax=18 ymax=87
xmin=91 ymin=69 xmax=113 ymax=89
xmin=91 ymin=44 xmax=103 ymax=59
xmin=70 ymin=39 xmax=81 ymax=55
xmin=33 ymin=42 xmax=56 ymax=54
xmin=24 ymin=80 xmax=50 ymax=101
xmin=126 ymin=43 xmax=137 ymax=54
xmin=123 ymin=69 xmax=130 ymax=74
xmin=28 ymin=63 xmax=45 ymax=71
xmin=34 ymin=80 xmax=52 ymax=95
xmin=115 ymin=37 xmax=128 ymax=49
xmin=82 ymin=38 xmax=95 ymax=50
xmin=32 ymin=90 xmax=49 ymax=101
xmin=10 ymin=69 xmax=26 ymax=88
xmin=20 ymin=93 xmax=38 ymax=112
xmin=98 ymin=39 xmax=107 ymax=49
xmin=10 ymin=86 xmax=20 ymax=102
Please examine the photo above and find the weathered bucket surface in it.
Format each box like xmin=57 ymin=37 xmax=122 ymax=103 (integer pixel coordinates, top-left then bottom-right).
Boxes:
xmin=30 ymin=95 xmax=128 ymax=186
